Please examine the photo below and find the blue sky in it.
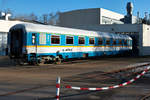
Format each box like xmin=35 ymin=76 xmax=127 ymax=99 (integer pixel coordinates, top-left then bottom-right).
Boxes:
xmin=0 ymin=0 xmax=149 ymax=17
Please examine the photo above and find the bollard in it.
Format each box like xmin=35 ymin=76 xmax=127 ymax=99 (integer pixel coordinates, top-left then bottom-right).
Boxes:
xmin=56 ymin=77 xmax=61 ymax=100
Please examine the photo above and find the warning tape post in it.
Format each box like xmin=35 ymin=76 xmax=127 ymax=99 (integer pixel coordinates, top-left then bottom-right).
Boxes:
xmin=56 ymin=77 xmax=60 ymax=100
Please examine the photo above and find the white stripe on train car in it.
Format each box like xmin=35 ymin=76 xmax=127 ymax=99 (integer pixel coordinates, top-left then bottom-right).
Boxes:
xmin=25 ymin=46 xmax=132 ymax=54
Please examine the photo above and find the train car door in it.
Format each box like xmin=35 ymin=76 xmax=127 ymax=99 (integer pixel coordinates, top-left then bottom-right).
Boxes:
xmin=32 ymin=33 xmax=37 ymax=54
xmin=10 ymin=29 xmax=24 ymax=58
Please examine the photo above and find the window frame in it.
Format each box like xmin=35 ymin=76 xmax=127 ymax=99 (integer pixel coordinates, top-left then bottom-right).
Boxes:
xmin=39 ymin=33 xmax=46 ymax=45
xmin=51 ymin=35 xmax=60 ymax=44
xmin=124 ymin=40 xmax=127 ymax=46
xmin=78 ymin=36 xmax=85 ymax=45
xmin=118 ymin=39 xmax=123 ymax=46
xmin=113 ymin=39 xmax=117 ymax=45
xmin=66 ymin=36 xmax=74 ymax=45
xmin=89 ymin=37 xmax=95 ymax=45
xmin=105 ymin=38 xmax=110 ymax=46
xmin=97 ymin=37 xmax=103 ymax=45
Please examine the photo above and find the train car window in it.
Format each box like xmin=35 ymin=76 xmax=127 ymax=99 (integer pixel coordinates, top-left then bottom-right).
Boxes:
xmin=98 ymin=37 xmax=103 ymax=45
xmin=124 ymin=40 xmax=127 ymax=46
xmin=66 ymin=36 xmax=73 ymax=44
xmin=78 ymin=37 xmax=85 ymax=44
xmin=39 ymin=33 xmax=46 ymax=44
xmin=89 ymin=37 xmax=95 ymax=45
xmin=32 ymin=33 xmax=36 ymax=45
xmin=106 ymin=38 xmax=110 ymax=45
xmin=51 ymin=35 xmax=60 ymax=44
xmin=119 ymin=39 xmax=122 ymax=45
xmin=113 ymin=39 xmax=117 ymax=45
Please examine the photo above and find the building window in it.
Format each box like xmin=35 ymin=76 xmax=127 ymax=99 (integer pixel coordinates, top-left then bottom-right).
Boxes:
xmin=39 ymin=33 xmax=46 ymax=44
xmin=89 ymin=37 xmax=94 ymax=45
xmin=51 ymin=35 xmax=60 ymax=44
xmin=98 ymin=37 xmax=103 ymax=45
xmin=66 ymin=36 xmax=73 ymax=44
xmin=78 ymin=37 xmax=85 ymax=44
xmin=106 ymin=38 xmax=110 ymax=45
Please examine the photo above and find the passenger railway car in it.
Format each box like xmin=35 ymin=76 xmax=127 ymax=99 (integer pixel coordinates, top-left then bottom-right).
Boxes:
xmin=8 ymin=23 xmax=132 ymax=64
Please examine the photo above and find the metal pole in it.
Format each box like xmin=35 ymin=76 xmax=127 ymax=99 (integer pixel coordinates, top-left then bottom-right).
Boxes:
xmin=56 ymin=77 xmax=61 ymax=100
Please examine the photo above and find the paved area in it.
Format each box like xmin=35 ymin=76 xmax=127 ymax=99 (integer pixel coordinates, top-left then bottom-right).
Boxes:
xmin=0 ymin=56 xmax=150 ymax=100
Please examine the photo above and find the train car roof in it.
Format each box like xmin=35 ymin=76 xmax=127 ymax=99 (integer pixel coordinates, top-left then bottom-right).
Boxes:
xmin=10 ymin=23 xmax=132 ymax=40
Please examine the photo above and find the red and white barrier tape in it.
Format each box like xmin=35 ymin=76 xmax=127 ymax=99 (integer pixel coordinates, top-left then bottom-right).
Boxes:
xmin=65 ymin=66 xmax=150 ymax=91
xmin=56 ymin=77 xmax=60 ymax=100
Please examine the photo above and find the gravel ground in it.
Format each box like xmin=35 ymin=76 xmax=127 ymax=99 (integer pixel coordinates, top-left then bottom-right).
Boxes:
xmin=0 ymin=56 xmax=150 ymax=100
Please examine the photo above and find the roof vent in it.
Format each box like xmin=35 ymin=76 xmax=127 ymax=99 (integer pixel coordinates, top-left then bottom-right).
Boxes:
xmin=126 ymin=2 xmax=133 ymax=16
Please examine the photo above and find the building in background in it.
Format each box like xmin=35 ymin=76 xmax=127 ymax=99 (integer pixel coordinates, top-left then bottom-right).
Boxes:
xmin=124 ymin=2 xmax=138 ymax=24
xmin=0 ymin=20 xmax=23 ymax=55
xmin=58 ymin=2 xmax=150 ymax=56
xmin=58 ymin=2 xmax=138 ymax=28
xmin=0 ymin=2 xmax=149 ymax=56
xmin=0 ymin=12 xmax=24 ymax=55
xmin=73 ymin=24 xmax=150 ymax=56
xmin=59 ymin=8 xmax=125 ymax=28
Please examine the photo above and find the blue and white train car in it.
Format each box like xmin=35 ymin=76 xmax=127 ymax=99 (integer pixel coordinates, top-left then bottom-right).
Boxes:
xmin=8 ymin=23 xmax=132 ymax=64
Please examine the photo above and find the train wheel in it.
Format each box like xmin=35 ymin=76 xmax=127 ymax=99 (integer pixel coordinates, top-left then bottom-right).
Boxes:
xmin=54 ymin=56 xmax=62 ymax=64
xmin=28 ymin=61 xmax=39 ymax=66
xmin=18 ymin=59 xmax=24 ymax=65
xmin=12 ymin=59 xmax=18 ymax=66
xmin=33 ymin=60 xmax=40 ymax=66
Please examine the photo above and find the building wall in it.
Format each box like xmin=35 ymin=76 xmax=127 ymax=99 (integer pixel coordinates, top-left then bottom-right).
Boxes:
xmin=142 ymin=25 xmax=150 ymax=46
xmin=140 ymin=25 xmax=150 ymax=56
xmin=59 ymin=8 xmax=100 ymax=28
xmin=100 ymin=8 xmax=124 ymax=24
xmin=0 ymin=20 xmax=22 ymax=55
xmin=59 ymin=8 xmax=125 ymax=28
xmin=73 ymin=24 xmax=150 ymax=56
xmin=0 ymin=33 xmax=7 ymax=55
xmin=74 ymin=24 xmax=139 ymax=33
xmin=0 ymin=20 xmax=22 ymax=32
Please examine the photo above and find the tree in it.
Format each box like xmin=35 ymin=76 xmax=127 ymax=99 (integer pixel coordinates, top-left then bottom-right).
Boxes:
xmin=48 ymin=13 xmax=55 ymax=25
xmin=14 ymin=12 xmax=38 ymax=23
xmin=48 ymin=11 xmax=61 ymax=25
xmin=42 ymin=14 xmax=48 ymax=24
xmin=29 ymin=12 xmax=38 ymax=21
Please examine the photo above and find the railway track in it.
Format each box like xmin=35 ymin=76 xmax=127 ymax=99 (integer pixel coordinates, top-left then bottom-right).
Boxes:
xmin=140 ymin=93 xmax=150 ymax=100
xmin=0 ymin=83 xmax=55 ymax=97
xmin=63 ymin=63 xmax=150 ymax=83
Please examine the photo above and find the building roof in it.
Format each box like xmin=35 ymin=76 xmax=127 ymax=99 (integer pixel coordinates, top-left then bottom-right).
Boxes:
xmin=0 ymin=20 xmax=23 ymax=32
